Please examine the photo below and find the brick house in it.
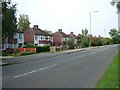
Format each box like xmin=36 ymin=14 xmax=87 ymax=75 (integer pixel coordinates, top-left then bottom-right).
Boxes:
xmin=24 ymin=25 xmax=53 ymax=46
xmin=68 ymin=32 xmax=77 ymax=43
xmin=1 ymin=31 xmax=24 ymax=50
xmin=68 ymin=32 xmax=81 ymax=43
xmin=53 ymin=29 xmax=69 ymax=47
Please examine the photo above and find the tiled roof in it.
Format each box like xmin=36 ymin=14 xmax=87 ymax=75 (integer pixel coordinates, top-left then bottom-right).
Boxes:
xmin=33 ymin=28 xmax=52 ymax=36
xmin=59 ymin=32 xmax=69 ymax=37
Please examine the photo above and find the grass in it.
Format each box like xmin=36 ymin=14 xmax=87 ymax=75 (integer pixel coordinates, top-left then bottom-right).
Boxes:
xmin=95 ymin=52 xmax=119 ymax=88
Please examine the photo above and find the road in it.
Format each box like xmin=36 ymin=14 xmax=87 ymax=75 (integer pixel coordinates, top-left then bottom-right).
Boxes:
xmin=2 ymin=45 xmax=118 ymax=88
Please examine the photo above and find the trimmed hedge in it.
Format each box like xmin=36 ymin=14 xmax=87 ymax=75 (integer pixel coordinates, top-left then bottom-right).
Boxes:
xmin=36 ymin=46 xmax=50 ymax=53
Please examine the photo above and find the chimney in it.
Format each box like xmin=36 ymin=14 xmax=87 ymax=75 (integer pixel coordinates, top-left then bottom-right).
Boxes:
xmin=70 ymin=32 xmax=73 ymax=34
xmin=33 ymin=25 xmax=38 ymax=29
xmin=58 ymin=29 xmax=62 ymax=32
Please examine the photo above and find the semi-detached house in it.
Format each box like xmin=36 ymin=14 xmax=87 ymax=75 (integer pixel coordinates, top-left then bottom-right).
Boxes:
xmin=1 ymin=31 xmax=24 ymax=50
xmin=24 ymin=25 xmax=53 ymax=46
xmin=68 ymin=32 xmax=81 ymax=44
xmin=1 ymin=25 xmax=53 ymax=50
xmin=53 ymin=29 xmax=69 ymax=47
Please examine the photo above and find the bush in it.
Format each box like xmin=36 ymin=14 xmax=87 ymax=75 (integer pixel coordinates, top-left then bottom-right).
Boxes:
xmin=2 ymin=51 xmax=11 ymax=56
xmin=56 ymin=48 xmax=60 ymax=51
xmin=67 ymin=38 xmax=75 ymax=49
xmin=24 ymin=43 xmax=35 ymax=48
xmin=36 ymin=45 xmax=50 ymax=53
xmin=2 ymin=48 xmax=19 ymax=56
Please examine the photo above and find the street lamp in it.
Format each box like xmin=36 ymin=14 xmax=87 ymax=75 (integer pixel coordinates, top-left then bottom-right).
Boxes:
xmin=89 ymin=11 xmax=98 ymax=47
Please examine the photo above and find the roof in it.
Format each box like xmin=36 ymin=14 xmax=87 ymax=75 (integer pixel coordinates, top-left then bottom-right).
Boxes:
xmin=59 ymin=32 xmax=69 ymax=37
xmin=32 ymin=28 xmax=52 ymax=36
xmin=68 ymin=32 xmax=77 ymax=38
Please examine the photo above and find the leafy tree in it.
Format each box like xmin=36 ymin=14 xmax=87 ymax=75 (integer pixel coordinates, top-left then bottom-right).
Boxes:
xmin=117 ymin=1 xmax=120 ymax=11
xmin=18 ymin=14 xmax=31 ymax=31
xmin=2 ymin=2 xmax=17 ymax=39
xmin=81 ymin=28 xmax=89 ymax=48
xmin=91 ymin=36 xmax=102 ymax=46
xmin=67 ymin=38 xmax=75 ymax=49
xmin=82 ymin=28 xmax=88 ymax=37
xmin=111 ymin=0 xmax=120 ymax=11
xmin=109 ymin=28 xmax=120 ymax=44
xmin=44 ymin=30 xmax=53 ymax=35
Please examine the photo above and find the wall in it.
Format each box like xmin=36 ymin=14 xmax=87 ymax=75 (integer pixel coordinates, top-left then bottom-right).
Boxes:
xmin=24 ymin=29 xmax=34 ymax=44
xmin=53 ymin=32 xmax=62 ymax=46
xmin=13 ymin=33 xmax=24 ymax=48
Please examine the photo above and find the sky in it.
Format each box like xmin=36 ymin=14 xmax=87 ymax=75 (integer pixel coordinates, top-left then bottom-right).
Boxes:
xmin=12 ymin=0 xmax=118 ymax=37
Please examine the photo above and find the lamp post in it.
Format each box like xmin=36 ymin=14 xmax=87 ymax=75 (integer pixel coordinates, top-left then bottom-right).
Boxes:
xmin=89 ymin=11 xmax=98 ymax=47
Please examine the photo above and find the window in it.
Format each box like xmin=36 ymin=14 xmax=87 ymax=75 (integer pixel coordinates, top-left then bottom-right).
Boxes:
xmin=18 ymin=43 xmax=22 ymax=48
xmin=45 ymin=36 xmax=48 ymax=40
xmin=19 ymin=33 xmax=22 ymax=39
xmin=41 ymin=36 xmax=43 ymax=40
xmin=65 ymin=38 xmax=67 ymax=41
xmin=35 ymin=35 xmax=38 ymax=40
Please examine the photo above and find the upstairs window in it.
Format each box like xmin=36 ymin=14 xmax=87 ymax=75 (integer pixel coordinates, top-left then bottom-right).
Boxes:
xmin=19 ymin=33 xmax=22 ymax=39
xmin=35 ymin=35 xmax=38 ymax=40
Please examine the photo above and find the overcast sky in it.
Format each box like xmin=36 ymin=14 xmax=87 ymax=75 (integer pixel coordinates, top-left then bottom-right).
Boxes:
xmin=12 ymin=0 xmax=118 ymax=37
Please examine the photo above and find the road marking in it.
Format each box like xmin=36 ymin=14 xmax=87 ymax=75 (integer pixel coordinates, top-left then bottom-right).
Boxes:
xmin=13 ymin=64 xmax=58 ymax=78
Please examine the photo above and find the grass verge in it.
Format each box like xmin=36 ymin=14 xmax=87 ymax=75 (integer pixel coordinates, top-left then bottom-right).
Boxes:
xmin=95 ymin=52 xmax=119 ymax=88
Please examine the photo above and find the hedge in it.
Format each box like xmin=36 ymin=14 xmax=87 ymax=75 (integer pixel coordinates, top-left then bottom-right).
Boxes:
xmin=36 ymin=45 xmax=50 ymax=53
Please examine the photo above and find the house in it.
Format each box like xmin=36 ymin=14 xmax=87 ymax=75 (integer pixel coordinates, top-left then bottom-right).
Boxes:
xmin=24 ymin=25 xmax=53 ymax=46
xmin=1 ymin=31 xmax=24 ymax=50
xmin=68 ymin=32 xmax=81 ymax=43
xmin=68 ymin=32 xmax=78 ymax=43
xmin=53 ymin=29 xmax=69 ymax=47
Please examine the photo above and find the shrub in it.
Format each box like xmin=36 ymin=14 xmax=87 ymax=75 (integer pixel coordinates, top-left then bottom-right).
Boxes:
xmin=2 ymin=51 xmax=11 ymax=56
xmin=24 ymin=43 xmax=35 ymax=48
xmin=36 ymin=45 xmax=50 ymax=53
xmin=2 ymin=48 xmax=19 ymax=55
xmin=67 ymin=38 xmax=75 ymax=49
xmin=56 ymin=48 xmax=60 ymax=51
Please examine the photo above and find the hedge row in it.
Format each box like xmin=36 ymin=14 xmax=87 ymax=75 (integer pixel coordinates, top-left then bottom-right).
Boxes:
xmin=36 ymin=46 xmax=50 ymax=53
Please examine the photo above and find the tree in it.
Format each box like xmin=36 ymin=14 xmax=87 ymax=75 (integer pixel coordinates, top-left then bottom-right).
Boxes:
xmin=109 ymin=28 xmax=120 ymax=44
xmin=2 ymin=2 xmax=17 ymax=39
xmin=18 ymin=14 xmax=31 ymax=31
xmin=81 ymin=28 xmax=89 ymax=48
xmin=82 ymin=28 xmax=88 ymax=37
xmin=117 ymin=1 xmax=120 ymax=11
xmin=91 ymin=36 xmax=102 ymax=46
xmin=67 ymin=38 xmax=75 ymax=49
xmin=44 ymin=30 xmax=53 ymax=35
xmin=111 ymin=0 xmax=120 ymax=11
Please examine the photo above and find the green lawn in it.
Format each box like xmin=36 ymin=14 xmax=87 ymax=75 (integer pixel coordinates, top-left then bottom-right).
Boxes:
xmin=95 ymin=52 xmax=119 ymax=88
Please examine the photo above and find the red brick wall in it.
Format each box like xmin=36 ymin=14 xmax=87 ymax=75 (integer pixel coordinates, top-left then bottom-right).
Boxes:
xmin=53 ymin=32 xmax=62 ymax=46
xmin=24 ymin=29 xmax=34 ymax=44
xmin=18 ymin=48 xmax=36 ymax=53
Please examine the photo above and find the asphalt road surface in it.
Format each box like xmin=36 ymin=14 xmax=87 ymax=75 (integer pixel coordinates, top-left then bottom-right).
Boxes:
xmin=2 ymin=45 xmax=118 ymax=88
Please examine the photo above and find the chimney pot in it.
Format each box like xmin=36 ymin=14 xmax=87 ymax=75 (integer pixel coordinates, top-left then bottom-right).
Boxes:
xmin=58 ymin=29 xmax=62 ymax=32
xmin=33 ymin=25 xmax=38 ymax=29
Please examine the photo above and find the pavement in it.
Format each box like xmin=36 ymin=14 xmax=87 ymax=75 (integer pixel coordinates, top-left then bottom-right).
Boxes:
xmin=2 ymin=45 xmax=118 ymax=88
xmin=0 ymin=46 xmax=97 ymax=66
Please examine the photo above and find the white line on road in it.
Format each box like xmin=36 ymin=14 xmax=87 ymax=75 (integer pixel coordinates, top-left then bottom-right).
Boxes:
xmin=13 ymin=64 xmax=58 ymax=78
